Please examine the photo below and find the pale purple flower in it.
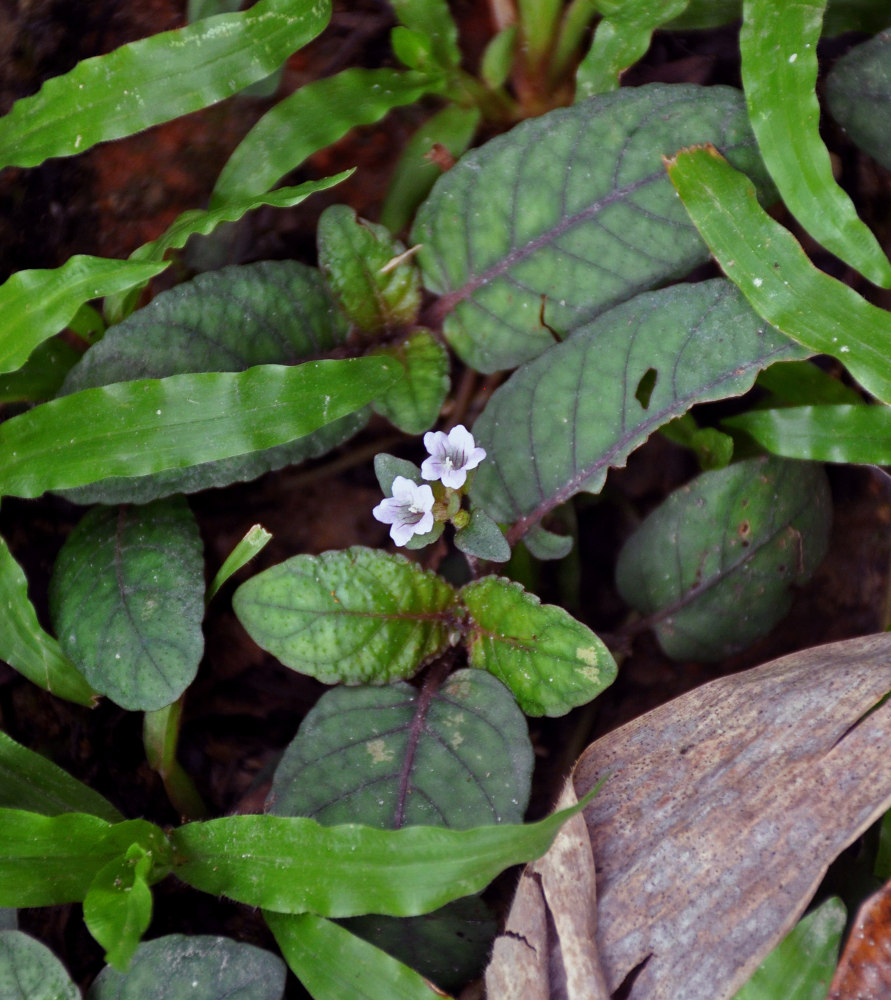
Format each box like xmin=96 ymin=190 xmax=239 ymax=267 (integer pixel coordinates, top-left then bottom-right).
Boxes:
xmin=421 ymin=424 xmax=486 ymax=489
xmin=372 ymin=476 xmax=435 ymax=546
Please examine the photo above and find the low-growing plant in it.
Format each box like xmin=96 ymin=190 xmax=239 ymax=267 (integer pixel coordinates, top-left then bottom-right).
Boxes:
xmin=2 ymin=0 xmax=891 ymax=996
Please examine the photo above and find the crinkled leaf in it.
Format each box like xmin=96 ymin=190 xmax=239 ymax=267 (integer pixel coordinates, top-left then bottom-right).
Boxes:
xmin=317 ymin=206 xmax=421 ymax=333
xmin=471 ymin=279 xmax=802 ymax=542
xmin=50 ymin=498 xmax=205 ymax=712
xmin=741 ymin=0 xmax=891 ymax=286
xmin=86 ymin=934 xmax=287 ymax=1000
xmin=461 ymin=576 xmax=616 ymax=716
xmin=0 ymin=357 xmax=398 ymax=501
xmin=57 ymin=260 xmax=363 ymax=504
xmin=454 ymin=508 xmax=511 ymax=563
xmin=827 ymin=28 xmax=891 ymax=171
xmin=0 ymin=931 xmax=79 ymax=1000
xmin=233 ymin=547 xmax=458 ymax=684
xmin=0 ymin=0 xmax=332 ymax=170
xmin=413 ymin=84 xmax=773 ymax=372
xmin=371 ymin=331 xmax=450 ymax=434
xmin=84 ymin=844 xmax=154 ymax=970
xmin=267 ymin=670 xmax=532 ymax=828
xmin=0 ymin=730 xmax=121 ymax=821
xmin=667 ymin=145 xmax=891 ymax=404
xmin=616 ymin=456 xmax=832 ymax=661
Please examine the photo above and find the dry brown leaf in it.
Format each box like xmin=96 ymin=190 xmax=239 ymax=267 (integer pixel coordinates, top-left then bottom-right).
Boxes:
xmin=486 ymin=633 xmax=891 ymax=1000
xmin=829 ymin=878 xmax=891 ymax=999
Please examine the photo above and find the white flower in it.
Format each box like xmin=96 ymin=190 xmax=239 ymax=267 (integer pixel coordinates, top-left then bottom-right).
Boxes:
xmin=421 ymin=424 xmax=486 ymax=489
xmin=372 ymin=476 xmax=435 ymax=546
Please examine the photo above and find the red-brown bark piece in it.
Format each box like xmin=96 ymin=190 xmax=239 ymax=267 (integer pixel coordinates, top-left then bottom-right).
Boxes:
xmin=829 ymin=878 xmax=891 ymax=999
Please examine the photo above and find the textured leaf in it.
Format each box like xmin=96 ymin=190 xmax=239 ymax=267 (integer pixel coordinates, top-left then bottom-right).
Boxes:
xmin=667 ymin=145 xmax=891 ymax=404
xmin=733 ymin=898 xmax=846 ymax=1000
xmin=454 ymin=508 xmax=511 ymax=563
xmin=616 ymin=456 xmax=832 ymax=661
xmin=0 ymin=931 xmax=79 ymax=1000
xmin=461 ymin=577 xmax=616 ymax=716
xmin=0 ymin=531 xmax=96 ymax=706
xmin=0 ymin=357 xmax=397 ymax=501
xmin=233 ymin=547 xmax=458 ymax=684
xmin=724 ymin=404 xmax=891 ymax=463
xmin=317 ymin=206 xmax=421 ymax=333
xmin=267 ymin=670 xmax=532 ymax=828
xmin=371 ymin=331 xmax=450 ymax=434
xmin=50 ymin=498 xmax=205 ymax=712
xmin=87 ymin=934 xmax=287 ymax=1000
xmin=827 ymin=28 xmax=891 ymax=171
xmin=740 ymin=0 xmax=891 ymax=286
xmin=471 ymin=279 xmax=802 ymax=541
xmin=828 ymin=882 xmax=891 ymax=999
xmin=84 ymin=844 xmax=154 ymax=970
xmin=57 ymin=260 xmax=362 ymax=505
xmin=0 ymin=0 xmax=331 ymax=170
xmin=0 ymin=730 xmax=122 ymax=821
xmin=413 ymin=84 xmax=773 ymax=372
xmin=266 ymin=912 xmax=446 ymax=1000
xmin=212 ymin=68 xmax=436 ymax=205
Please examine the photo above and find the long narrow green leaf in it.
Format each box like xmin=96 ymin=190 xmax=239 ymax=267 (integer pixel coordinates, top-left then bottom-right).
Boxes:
xmin=740 ymin=0 xmax=891 ymax=287
xmin=0 ymin=0 xmax=332 ymax=171
xmin=211 ymin=68 xmax=437 ymax=205
xmin=171 ymin=800 xmax=589 ymax=917
xmin=0 ymin=257 xmax=166 ymax=377
xmin=0 ymin=357 xmax=399 ymax=499
xmin=724 ymin=404 xmax=891 ymax=463
xmin=0 ymin=531 xmax=96 ymax=706
xmin=666 ymin=145 xmax=891 ymax=404
xmin=266 ymin=912 xmax=447 ymax=1000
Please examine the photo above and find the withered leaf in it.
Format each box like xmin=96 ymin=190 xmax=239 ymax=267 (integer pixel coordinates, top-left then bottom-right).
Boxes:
xmin=829 ymin=878 xmax=891 ymax=999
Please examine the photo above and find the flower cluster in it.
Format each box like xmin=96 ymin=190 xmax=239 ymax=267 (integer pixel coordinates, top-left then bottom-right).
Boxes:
xmin=373 ymin=425 xmax=486 ymax=547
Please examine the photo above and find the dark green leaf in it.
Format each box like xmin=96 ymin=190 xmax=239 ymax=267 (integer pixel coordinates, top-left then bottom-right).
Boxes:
xmin=0 ymin=337 xmax=80 ymax=403
xmin=755 ymin=359 xmax=862 ymax=406
xmin=471 ymin=280 xmax=802 ymax=541
xmin=58 ymin=260 xmax=362 ymax=504
xmin=84 ymin=844 xmax=154 ymax=970
xmin=0 ymin=931 xmax=79 ymax=1000
xmin=86 ymin=934 xmax=287 ymax=1000
xmin=660 ymin=415 xmax=734 ymax=471
xmin=616 ymin=456 xmax=832 ymax=661
xmin=454 ymin=508 xmax=511 ymax=563
xmin=233 ymin=547 xmax=458 ymax=684
xmin=268 ymin=670 xmax=532 ymax=828
xmin=0 ymin=913 xmax=14 ymax=932
xmin=523 ymin=524 xmax=573 ymax=561
xmin=827 ymin=28 xmax=891 ymax=171
xmin=371 ymin=331 xmax=450 ymax=434
xmin=0 ymin=0 xmax=332 ymax=170
xmin=414 ymin=84 xmax=772 ymax=371
xmin=50 ymin=498 xmax=205 ymax=712
xmin=374 ymin=454 xmax=424 ymax=495
xmin=461 ymin=576 xmax=616 ymax=716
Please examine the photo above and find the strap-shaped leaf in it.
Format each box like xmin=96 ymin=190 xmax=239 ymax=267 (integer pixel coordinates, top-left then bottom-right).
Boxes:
xmin=413 ymin=83 xmax=773 ymax=372
xmin=0 ymin=0 xmax=332 ymax=170
xmin=461 ymin=577 xmax=616 ymax=717
xmin=233 ymin=547 xmax=458 ymax=684
xmin=268 ymin=670 xmax=532 ymax=828
xmin=371 ymin=330 xmax=450 ymax=434
xmin=616 ymin=456 xmax=832 ymax=661
xmin=49 ymin=498 xmax=205 ymax=712
xmin=471 ymin=279 xmax=802 ymax=540
xmin=667 ymin=145 xmax=891 ymax=404
xmin=741 ymin=0 xmax=891 ymax=286
xmin=87 ymin=934 xmax=287 ymax=1000
xmin=827 ymin=28 xmax=891 ymax=171
xmin=0 ymin=357 xmax=398 ymax=500
xmin=0 ymin=931 xmax=79 ymax=1000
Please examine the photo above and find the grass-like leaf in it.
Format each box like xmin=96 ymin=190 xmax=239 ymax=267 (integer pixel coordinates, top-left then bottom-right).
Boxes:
xmin=740 ymin=0 xmax=891 ymax=286
xmin=0 ymin=932 xmax=79 ymax=1000
xmin=0 ymin=0 xmax=332 ymax=170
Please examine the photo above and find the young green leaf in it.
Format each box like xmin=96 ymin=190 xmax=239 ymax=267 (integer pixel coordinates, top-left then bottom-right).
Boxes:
xmin=49 ymin=498 xmax=205 ymax=713
xmin=0 ymin=0 xmax=332 ymax=170
xmin=616 ymin=456 xmax=832 ymax=661
xmin=0 ymin=931 xmax=79 ymax=1000
xmin=666 ymin=145 xmax=891 ymax=404
xmin=0 ymin=531 xmax=96 ymax=706
xmin=740 ymin=0 xmax=891 ymax=287
xmin=233 ymin=547 xmax=458 ymax=684
xmin=414 ymin=83 xmax=773 ymax=371
xmin=471 ymin=280 xmax=802 ymax=541
xmin=461 ymin=576 xmax=616 ymax=716
xmin=371 ymin=331 xmax=450 ymax=434
xmin=390 ymin=0 xmax=462 ymax=69
xmin=454 ymin=508 xmax=511 ymax=563
xmin=86 ymin=934 xmax=287 ymax=1000
xmin=0 ymin=357 xmax=399 ymax=500
xmin=84 ymin=844 xmax=154 ymax=970
xmin=267 ymin=670 xmax=532 ymax=828
xmin=206 ymin=524 xmax=272 ymax=604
